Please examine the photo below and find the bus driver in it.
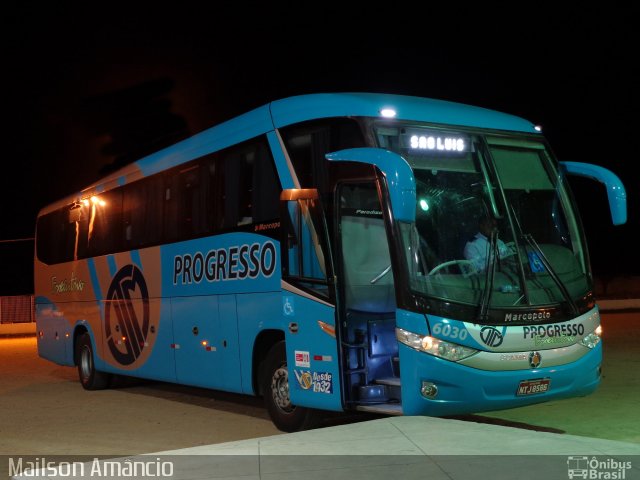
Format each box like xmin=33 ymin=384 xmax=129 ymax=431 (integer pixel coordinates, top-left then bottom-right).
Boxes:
xmin=463 ymin=215 xmax=513 ymax=271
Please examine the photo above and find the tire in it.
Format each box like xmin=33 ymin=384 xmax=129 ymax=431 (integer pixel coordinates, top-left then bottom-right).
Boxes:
xmin=76 ymin=332 xmax=110 ymax=390
xmin=262 ymin=341 xmax=321 ymax=432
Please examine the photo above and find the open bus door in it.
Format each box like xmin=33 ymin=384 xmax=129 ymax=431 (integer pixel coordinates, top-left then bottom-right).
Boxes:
xmin=334 ymin=179 xmax=402 ymax=413
xmin=326 ymin=149 xmax=416 ymax=415
xmin=272 ymin=188 xmax=342 ymax=431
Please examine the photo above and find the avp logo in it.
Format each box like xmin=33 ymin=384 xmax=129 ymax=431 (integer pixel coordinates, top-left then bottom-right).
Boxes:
xmin=105 ymin=265 xmax=150 ymax=366
xmin=480 ymin=326 xmax=504 ymax=347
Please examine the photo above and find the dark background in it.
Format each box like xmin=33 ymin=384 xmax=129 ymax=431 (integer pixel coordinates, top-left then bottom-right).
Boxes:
xmin=1 ymin=4 xmax=637 ymax=295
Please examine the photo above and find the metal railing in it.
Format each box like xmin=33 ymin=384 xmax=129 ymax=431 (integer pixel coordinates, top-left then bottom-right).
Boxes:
xmin=0 ymin=295 xmax=34 ymax=324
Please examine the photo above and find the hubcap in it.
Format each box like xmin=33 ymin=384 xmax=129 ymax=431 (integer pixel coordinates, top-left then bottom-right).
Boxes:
xmin=271 ymin=365 xmax=294 ymax=413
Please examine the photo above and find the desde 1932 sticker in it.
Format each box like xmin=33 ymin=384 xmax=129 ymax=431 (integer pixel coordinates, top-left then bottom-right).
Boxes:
xmin=293 ymin=370 xmax=333 ymax=394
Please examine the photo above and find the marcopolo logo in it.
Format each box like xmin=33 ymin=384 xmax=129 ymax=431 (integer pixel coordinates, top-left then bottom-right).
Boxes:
xmin=504 ymin=311 xmax=551 ymax=322
xmin=105 ymin=264 xmax=150 ymax=366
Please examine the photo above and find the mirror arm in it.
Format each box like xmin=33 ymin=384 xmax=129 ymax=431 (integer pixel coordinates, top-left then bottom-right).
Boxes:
xmin=560 ymin=161 xmax=627 ymax=225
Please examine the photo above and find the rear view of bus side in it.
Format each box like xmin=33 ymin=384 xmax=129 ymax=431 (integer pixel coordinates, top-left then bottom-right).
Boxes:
xmin=35 ymin=93 xmax=626 ymax=431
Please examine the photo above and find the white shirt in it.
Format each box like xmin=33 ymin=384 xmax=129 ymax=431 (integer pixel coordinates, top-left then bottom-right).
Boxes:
xmin=463 ymin=232 xmax=510 ymax=271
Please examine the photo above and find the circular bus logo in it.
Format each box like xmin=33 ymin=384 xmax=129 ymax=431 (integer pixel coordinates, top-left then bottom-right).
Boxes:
xmin=529 ymin=351 xmax=542 ymax=368
xmin=105 ymin=264 xmax=150 ymax=366
xmin=480 ymin=326 xmax=504 ymax=347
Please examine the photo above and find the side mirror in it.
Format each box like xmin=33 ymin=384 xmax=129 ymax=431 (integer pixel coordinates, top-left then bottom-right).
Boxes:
xmin=560 ymin=161 xmax=627 ymax=225
xmin=326 ymin=148 xmax=416 ymax=222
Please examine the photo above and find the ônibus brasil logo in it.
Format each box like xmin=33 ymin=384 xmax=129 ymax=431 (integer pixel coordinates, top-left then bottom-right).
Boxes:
xmin=105 ymin=265 xmax=150 ymax=366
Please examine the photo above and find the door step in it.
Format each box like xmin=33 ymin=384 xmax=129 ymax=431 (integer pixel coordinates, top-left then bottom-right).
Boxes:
xmin=356 ymin=404 xmax=403 ymax=415
xmin=376 ymin=377 xmax=401 ymax=401
xmin=357 ymin=377 xmax=401 ymax=403
xmin=376 ymin=377 xmax=400 ymax=386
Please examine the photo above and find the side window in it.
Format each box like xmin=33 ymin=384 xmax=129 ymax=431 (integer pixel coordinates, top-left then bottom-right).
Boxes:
xmin=162 ymin=135 xmax=279 ymax=242
xmin=223 ymin=137 xmax=281 ymax=228
xmin=223 ymin=147 xmax=252 ymax=228
xmin=36 ymin=209 xmax=70 ymax=264
xmin=36 ymin=135 xmax=281 ymax=263
xmin=88 ymin=190 xmax=123 ymax=257
xmin=280 ymin=118 xmax=366 ymax=189
xmin=70 ymin=203 xmax=89 ymax=261
xmin=122 ymin=176 xmax=162 ymax=250
xmin=282 ymin=196 xmax=332 ymax=299
xmin=204 ymin=156 xmax=226 ymax=232
xmin=164 ymin=155 xmax=220 ymax=243
xmin=252 ymin=141 xmax=281 ymax=223
xmin=36 ymin=191 xmax=123 ymax=263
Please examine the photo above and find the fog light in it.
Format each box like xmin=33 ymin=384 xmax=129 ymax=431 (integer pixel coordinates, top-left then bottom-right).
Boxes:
xmin=421 ymin=381 xmax=438 ymax=399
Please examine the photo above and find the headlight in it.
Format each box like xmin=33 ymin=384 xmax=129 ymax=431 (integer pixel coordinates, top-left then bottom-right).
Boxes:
xmin=396 ymin=327 xmax=478 ymax=361
xmin=580 ymin=324 xmax=602 ymax=349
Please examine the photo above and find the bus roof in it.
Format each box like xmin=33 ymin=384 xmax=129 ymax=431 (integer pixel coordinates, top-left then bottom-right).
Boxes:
xmin=40 ymin=93 xmax=539 ymax=215
xmin=270 ymin=93 xmax=537 ymax=132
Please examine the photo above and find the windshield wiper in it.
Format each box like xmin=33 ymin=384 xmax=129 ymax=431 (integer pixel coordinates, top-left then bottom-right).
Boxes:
xmin=477 ymin=228 xmax=498 ymax=322
xmin=520 ymin=233 xmax=579 ymax=315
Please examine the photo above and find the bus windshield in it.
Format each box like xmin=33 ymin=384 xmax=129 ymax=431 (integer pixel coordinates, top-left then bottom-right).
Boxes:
xmin=375 ymin=124 xmax=591 ymax=313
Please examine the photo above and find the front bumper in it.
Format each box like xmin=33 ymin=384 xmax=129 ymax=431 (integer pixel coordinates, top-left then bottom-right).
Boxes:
xmin=399 ymin=341 xmax=601 ymax=416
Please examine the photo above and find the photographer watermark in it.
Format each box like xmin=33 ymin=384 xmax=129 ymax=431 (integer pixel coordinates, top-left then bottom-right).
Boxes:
xmin=8 ymin=457 xmax=174 ymax=478
xmin=567 ymin=456 xmax=633 ymax=479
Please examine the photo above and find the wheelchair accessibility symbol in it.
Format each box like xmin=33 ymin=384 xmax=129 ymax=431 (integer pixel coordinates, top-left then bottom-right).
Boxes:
xmin=283 ymin=296 xmax=295 ymax=316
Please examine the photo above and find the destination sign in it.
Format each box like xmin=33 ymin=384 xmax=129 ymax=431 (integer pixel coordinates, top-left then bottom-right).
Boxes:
xmin=401 ymin=129 xmax=470 ymax=154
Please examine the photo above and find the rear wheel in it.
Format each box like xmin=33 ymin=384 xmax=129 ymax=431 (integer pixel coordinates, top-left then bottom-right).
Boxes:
xmin=76 ymin=332 xmax=110 ymax=390
xmin=262 ymin=341 xmax=320 ymax=432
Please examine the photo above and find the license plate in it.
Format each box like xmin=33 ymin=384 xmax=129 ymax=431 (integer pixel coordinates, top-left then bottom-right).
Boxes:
xmin=516 ymin=378 xmax=550 ymax=396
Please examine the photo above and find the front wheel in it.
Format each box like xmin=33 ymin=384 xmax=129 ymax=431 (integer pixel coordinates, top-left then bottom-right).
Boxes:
xmin=262 ymin=341 xmax=320 ymax=432
xmin=76 ymin=332 xmax=110 ymax=390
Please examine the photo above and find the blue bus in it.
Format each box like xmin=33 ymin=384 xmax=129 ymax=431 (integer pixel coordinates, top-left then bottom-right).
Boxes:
xmin=35 ymin=93 xmax=626 ymax=431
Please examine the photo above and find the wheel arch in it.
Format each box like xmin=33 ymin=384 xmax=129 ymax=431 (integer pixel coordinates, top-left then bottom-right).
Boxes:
xmin=72 ymin=321 xmax=93 ymax=366
xmin=252 ymin=329 xmax=285 ymax=395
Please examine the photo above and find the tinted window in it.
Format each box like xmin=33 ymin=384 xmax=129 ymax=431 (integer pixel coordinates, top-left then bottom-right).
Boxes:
xmin=36 ymin=135 xmax=281 ymax=264
xmin=280 ymin=118 xmax=365 ymax=189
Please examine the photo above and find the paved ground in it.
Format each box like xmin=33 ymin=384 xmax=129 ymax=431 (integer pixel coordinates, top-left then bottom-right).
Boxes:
xmin=0 ymin=337 xmax=282 ymax=455
xmin=470 ymin=311 xmax=640 ymax=444
xmin=0 ymin=311 xmax=638 ymax=457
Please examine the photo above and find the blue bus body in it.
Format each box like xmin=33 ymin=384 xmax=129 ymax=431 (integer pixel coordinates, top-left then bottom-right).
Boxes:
xmin=34 ymin=93 xmax=625 ymax=431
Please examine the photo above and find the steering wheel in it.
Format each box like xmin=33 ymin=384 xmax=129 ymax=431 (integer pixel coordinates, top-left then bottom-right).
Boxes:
xmin=500 ymin=242 xmax=518 ymax=264
xmin=501 ymin=241 xmax=518 ymax=259
xmin=428 ymin=259 xmax=478 ymax=277
xmin=370 ymin=265 xmax=392 ymax=284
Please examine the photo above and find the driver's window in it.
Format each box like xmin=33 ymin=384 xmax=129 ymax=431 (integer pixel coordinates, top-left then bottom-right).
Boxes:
xmin=414 ymin=170 xmax=491 ymax=267
xmin=339 ymin=183 xmax=395 ymax=313
xmin=282 ymin=197 xmax=331 ymax=299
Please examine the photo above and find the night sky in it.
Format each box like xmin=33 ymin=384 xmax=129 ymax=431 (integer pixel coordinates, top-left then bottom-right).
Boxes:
xmin=1 ymin=5 xmax=637 ymax=294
